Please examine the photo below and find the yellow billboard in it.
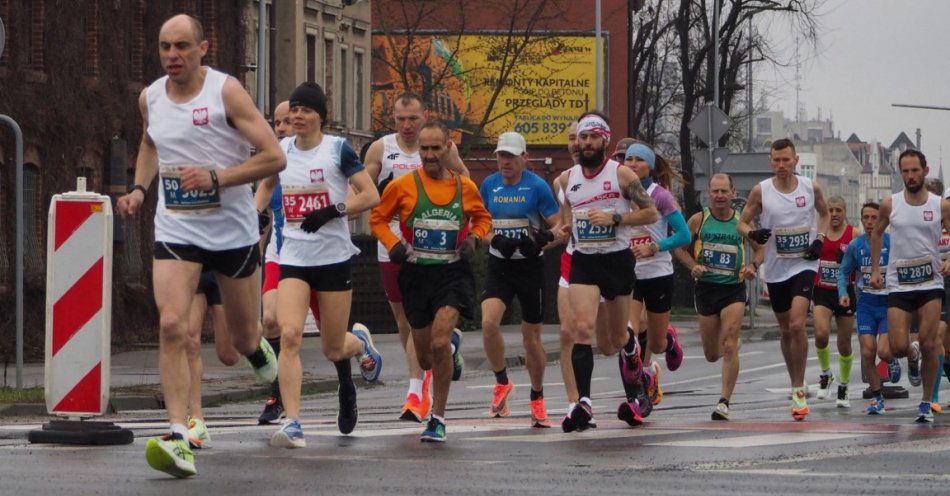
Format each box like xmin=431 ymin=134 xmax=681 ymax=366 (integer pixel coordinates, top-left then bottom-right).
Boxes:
xmin=372 ymin=33 xmax=600 ymax=145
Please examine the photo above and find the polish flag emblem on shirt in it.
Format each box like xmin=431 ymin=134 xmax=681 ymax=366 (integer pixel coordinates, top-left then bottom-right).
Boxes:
xmin=924 ymin=211 xmax=933 ymax=221
xmin=310 ymin=169 xmax=325 ymax=183
xmin=192 ymin=107 xmax=209 ymax=126
xmin=603 ymin=181 xmax=611 ymax=191
xmin=796 ymin=196 xmax=806 ymax=208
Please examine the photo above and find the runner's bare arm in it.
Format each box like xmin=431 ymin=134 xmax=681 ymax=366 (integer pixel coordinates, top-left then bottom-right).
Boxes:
xmin=117 ymin=90 xmax=159 ymax=217
xmin=616 ymin=165 xmax=658 ymax=226
xmin=254 ymin=175 xmax=277 ymax=212
xmin=673 ymin=212 xmax=703 ymax=270
xmin=737 ymin=184 xmax=763 ymax=239
xmin=556 ymin=173 xmax=574 ymax=236
xmin=941 ymin=199 xmax=950 ymax=275
xmin=444 ymin=141 xmax=471 ymax=177
xmin=346 ymin=170 xmax=381 ymax=216
xmin=869 ymin=196 xmax=891 ymax=278
xmin=217 ymin=77 xmax=286 ymax=187
xmin=812 ymin=180 xmax=831 ymax=239
xmin=362 ymin=139 xmax=384 ymax=184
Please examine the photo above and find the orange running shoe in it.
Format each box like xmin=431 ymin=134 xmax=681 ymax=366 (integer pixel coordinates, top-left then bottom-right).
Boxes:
xmin=489 ymin=382 xmax=515 ymax=417
xmin=399 ymin=393 xmax=425 ymax=423
xmin=791 ymin=388 xmax=810 ymax=421
xmin=932 ymin=402 xmax=943 ymax=414
xmin=648 ymin=361 xmax=663 ymax=406
xmin=530 ymin=397 xmax=551 ymax=428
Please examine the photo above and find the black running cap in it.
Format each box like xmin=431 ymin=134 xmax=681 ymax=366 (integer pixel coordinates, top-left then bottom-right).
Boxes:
xmin=289 ymin=82 xmax=328 ymax=123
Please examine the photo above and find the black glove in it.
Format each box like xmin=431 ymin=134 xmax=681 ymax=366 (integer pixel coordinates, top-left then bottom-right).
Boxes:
xmin=458 ymin=235 xmax=480 ymax=261
xmin=490 ymin=234 xmax=519 ymax=259
xmin=258 ymin=209 xmax=271 ymax=235
xmin=518 ymin=235 xmax=541 ymax=258
xmin=300 ymin=205 xmax=342 ymax=233
xmin=377 ymin=172 xmax=394 ymax=195
xmin=530 ymin=226 xmax=555 ymax=246
xmin=389 ymin=243 xmax=409 ymax=264
xmin=803 ymin=239 xmax=823 ymax=261
xmin=748 ymin=228 xmax=772 ymax=244
xmin=836 ymin=247 xmax=845 ymax=264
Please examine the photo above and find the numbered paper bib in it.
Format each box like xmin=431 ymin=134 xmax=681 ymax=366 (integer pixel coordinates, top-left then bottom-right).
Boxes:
xmin=630 ymin=228 xmax=654 ymax=259
xmin=701 ymin=242 xmax=739 ymax=276
xmin=160 ymin=164 xmax=222 ymax=215
xmin=282 ymin=184 xmax=331 ymax=226
xmin=412 ymin=218 xmax=460 ymax=261
xmin=818 ymin=260 xmax=840 ymax=287
xmin=492 ymin=218 xmax=530 ymax=240
xmin=896 ymin=256 xmax=934 ymax=287
xmin=774 ymin=226 xmax=810 ymax=258
xmin=860 ymin=266 xmax=886 ymax=290
xmin=574 ymin=209 xmax=616 ymax=248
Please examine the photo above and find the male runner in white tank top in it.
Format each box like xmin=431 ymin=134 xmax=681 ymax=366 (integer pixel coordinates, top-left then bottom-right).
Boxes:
xmin=362 ymin=93 xmax=469 ymax=422
xmin=738 ymin=139 xmax=830 ymax=421
xmin=869 ymin=150 xmax=950 ymax=423
xmin=116 ymin=14 xmax=285 ymax=478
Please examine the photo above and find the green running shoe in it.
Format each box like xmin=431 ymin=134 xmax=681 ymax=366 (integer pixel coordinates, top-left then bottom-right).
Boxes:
xmin=146 ymin=433 xmax=196 ymax=478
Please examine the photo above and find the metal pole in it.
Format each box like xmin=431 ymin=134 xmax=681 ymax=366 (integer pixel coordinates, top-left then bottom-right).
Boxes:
xmin=746 ymin=17 xmax=753 ymax=152
xmin=1 ymin=114 xmax=24 ymax=388
xmin=256 ymin=0 xmax=267 ymax=114
xmin=595 ymin=0 xmax=603 ymax=109
xmin=707 ymin=0 xmax=720 ymax=177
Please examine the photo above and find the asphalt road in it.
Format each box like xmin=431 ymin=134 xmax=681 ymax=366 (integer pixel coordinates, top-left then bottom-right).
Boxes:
xmin=1 ymin=336 xmax=948 ymax=495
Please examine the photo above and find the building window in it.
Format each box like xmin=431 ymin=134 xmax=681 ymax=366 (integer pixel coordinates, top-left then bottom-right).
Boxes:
xmin=84 ymin=0 xmax=100 ymax=79
xmin=28 ymin=0 xmax=45 ymax=71
xmin=355 ymin=50 xmax=364 ymax=130
xmin=306 ymin=33 xmax=316 ymax=82
xmin=23 ymin=164 xmax=44 ymax=285
xmin=340 ymin=45 xmax=348 ymax=126
xmin=129 ymin=0 xmax=145 ymax=82
xmin=324 ymin=37 xmax=334 ymax=120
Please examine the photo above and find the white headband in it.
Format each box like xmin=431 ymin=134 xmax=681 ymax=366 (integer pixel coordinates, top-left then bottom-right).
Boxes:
xmin=576 ymin=115 xmax=611 ymax=144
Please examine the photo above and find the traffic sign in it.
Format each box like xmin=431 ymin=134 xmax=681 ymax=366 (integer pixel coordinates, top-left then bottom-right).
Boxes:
xmin=688 ymin=104 xmax=730 ymax=146
xmin=692 ymin=147 xmax=731 ymax=188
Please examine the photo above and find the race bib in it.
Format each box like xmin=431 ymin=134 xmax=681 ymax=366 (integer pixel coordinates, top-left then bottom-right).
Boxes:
xmin=160 ymin=164 xmax=221 ymax=215
xmin=574 ymin=209 xmax=616 ymax=248
xmin=700 ymin=242 xmax=739 ymax=275
xmin=492 ymin=218 xmax=530 ymax=240
xmin=860 ymin=266 xmax=886 ymax=290
xmin=818 ymin=260 xmax=840 ymax=287
xmin=940 ymin=231 xmax=950 ymax=260
xmin=282 ymin=184 xmax=331 ymax=226
xmin=896 ymin=257 xmax=935 ymax=287
xmin=412 ymin=218 xmax=460 ymax=261
xmin=630 ymin=228 xmax=654 ymax=259
xmin=774 ymin=226 xmax=810 ymax=258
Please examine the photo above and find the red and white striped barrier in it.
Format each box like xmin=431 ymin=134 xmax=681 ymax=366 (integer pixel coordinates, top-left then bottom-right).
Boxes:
xmin=44 ymin=178 xmax=113 ymax=417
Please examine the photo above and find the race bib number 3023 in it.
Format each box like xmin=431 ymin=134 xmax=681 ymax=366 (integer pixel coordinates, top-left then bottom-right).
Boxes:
xmin=282 ymin=184 xmax=331 ymax=225
xmin=160 ymin=164 xmax=221 ymax=215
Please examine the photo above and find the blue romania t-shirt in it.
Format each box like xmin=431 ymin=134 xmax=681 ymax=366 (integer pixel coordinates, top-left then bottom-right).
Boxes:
xmin=480 ymin=170 xmax=559 ymax=259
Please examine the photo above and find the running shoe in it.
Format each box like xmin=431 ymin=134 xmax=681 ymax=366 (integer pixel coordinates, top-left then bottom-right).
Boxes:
xmin=816 ymin=373 xmax=835 ymax=400
xmin=617 ymin=400 xmax=644 ymax=427
xmin=270 ymin=419 xmax=306 ymax=448
xmin=145 ymin=433 xmax=196 ymax=478
xmin=451 ymin=328 xmax=464 ymax=381
xmin=338 ymin=386 xmax=358 ymax=434
xmin=867 ymin=396 xmax=885 ymax=415
xmin=664 ymin=324 xmax=684 ymax=371
xmin=186 ymin=416 xmax=211 ymax=449
xmin=421 ymin=417 xmax=446 ymax=442
xmin=400 ymin=393 xmax=426 ymax=423
xmin=258 ymin=395 xmax=285 ymax=425
xmin=570 ymin=399 xmax=594 ymax=432
xmin=791 ymin=388 xmax=810 ymax=421
xmin=711 ymin=400 xmax=730 ymax=421
xmin=908 ymin=341 xmax=922 ymax=387
xmin=247 ymin=336 xmax=278 ymax=385
xmin=648 ymin=360 xmax=663 ymax=406
xmin=915 ymin=401 xmax=934 ymax=423
xmin=637 ymin=368 xmax=655 ymax=418
xmin=836 ymin=384 xmax=850 ymax=408
xmin=931 ymin=403 xmax=943 ymax=414
xmin=352 ymin=323 xmax=382 ymax=383
xmin=887 ymin=359 xmax=902 ymax=384
xmin=561 ymin=403 xmax=578 ymax=433
xmin=489 ymin=381 xmax=515 ymax=418
xmin=530 ymin=397 xmax=552 ymax=428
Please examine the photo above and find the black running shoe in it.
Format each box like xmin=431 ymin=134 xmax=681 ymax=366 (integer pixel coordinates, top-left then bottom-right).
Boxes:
xmin=258 ymin=396 xmax=285 ymax=425
xmin=570 ymin=399 xmax=593 ymax=432
xmin=337 ymin=386 xmax=358 ymax=434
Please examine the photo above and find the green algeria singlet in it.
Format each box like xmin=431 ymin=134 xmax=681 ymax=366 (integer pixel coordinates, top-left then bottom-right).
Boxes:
xmin=406 ymin=170 xmax=464 ymax=265
xmin=694 ymin=207 xmax=745 ymax=285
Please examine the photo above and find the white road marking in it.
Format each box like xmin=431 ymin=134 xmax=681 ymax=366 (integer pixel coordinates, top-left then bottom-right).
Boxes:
xmin=648 ymin=432 xmax=862 ymax=448
xmin=466 ymin=377 xmax=609 ymax=390
xmin=469 ymin=428 xmax=688 ymax=443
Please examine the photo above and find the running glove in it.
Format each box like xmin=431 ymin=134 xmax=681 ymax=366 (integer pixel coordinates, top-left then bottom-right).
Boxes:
xmin=389 ymin=243 xmax=409 ymax=264
xmin=490 ymin=234 xmax=519 ymax=258
xmin=300 ymin=205 xmax=342 ymax=233
xmin=748 ymin=228 xmax=772 ymax=244
xmin=518 ymin=236 xmax=541 ymax=258
xmin=458 ymin=235 xmax=480 ymax=261
xmin=377 ymin=172 xmax=394 ymax=195
xmin=803 ymin=239 xmax=823 ymax=260
xmin=258 ymin=209 xmax=271 ymax=235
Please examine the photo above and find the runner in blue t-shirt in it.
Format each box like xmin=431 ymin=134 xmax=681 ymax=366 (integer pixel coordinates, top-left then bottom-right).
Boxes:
xmin=479 ymin=131 xmax=562 ymax=427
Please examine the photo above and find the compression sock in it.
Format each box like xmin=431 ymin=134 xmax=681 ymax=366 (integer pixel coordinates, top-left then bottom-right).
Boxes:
xmin=572 ymin=344 xmax=594 ymax=400
xmin=494 ymin=368 xmax=510 ymax=385
xmin=838 ymin=353 xmax=854 ymax=385
xmin=816 ymin=344 xmax=831 ymax=373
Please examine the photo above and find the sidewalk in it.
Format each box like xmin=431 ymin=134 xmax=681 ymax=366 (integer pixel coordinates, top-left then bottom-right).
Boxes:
xmin=1 ymin=313 xmax=780 ymax=416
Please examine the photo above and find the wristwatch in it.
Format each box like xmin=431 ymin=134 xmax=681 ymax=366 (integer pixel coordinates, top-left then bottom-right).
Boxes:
xmin=612 ymin=213 xmax=622 ymax=225
xmin=335 ymin=202 xmax=347 ymax=216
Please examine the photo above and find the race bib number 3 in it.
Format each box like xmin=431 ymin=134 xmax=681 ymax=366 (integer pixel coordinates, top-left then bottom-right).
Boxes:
xmin=160 ymin=165 xmax=222 ymax=215
xmin=492 ymin=218 xmax=530 ymax=240
xmin=282 ymin=184 xmax=331 ymax=225
xmin=818 ymin=260 xmax=840 ymax=287
xmin=701 ymin=242 xmax=739 ymax=275
xmin=574 ymin=209 xmax=616 ymax=248
xmin=896 ymin=257 xmax=934 ymax=287
xmin=412 ymin=218 xmax=460 ymax=260
xmin=774 ymin=226 xmax=810 ymax=258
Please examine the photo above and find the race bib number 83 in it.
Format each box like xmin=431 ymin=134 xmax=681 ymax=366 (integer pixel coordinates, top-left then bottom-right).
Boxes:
xmin=701 ymin=242 xmax=738 ymax=275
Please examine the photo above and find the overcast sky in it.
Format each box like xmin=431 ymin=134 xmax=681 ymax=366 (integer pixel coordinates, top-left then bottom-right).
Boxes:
xmin=759 ymin=0 xmax=950 ymax=179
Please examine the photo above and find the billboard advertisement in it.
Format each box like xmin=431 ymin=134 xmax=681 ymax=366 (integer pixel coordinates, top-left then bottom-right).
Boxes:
xmin=372 ymin=33 xmax=602 ymax=145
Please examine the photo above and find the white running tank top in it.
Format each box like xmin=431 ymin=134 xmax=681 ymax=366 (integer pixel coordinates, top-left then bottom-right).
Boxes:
xmin=147 ymin=68 xmax=256 ymax=250
xmin=886 ymin=191 xmax=943 ymax=293
xmin=564 ymin=160 xmax=632 ymax=255
xmin=631 ymin=183 xmax=674 ymax=279
xmin=759 ymin=176 xmax=819 ymax=283
xmin=377 ymin=133 xmax=422 ymax=262
xmin=278 ymin=135 xmax=360 ymax=267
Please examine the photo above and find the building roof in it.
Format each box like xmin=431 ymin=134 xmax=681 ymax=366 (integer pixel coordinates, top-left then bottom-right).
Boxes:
xmin=845 ymin=133 xmax=863 ymax=144
xmin=888 ymin=131 xmax=916 ymax=151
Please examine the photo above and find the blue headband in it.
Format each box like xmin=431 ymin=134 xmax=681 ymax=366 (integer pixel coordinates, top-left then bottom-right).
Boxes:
xmin=625 ymin=143 xmax=656 ymax=170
